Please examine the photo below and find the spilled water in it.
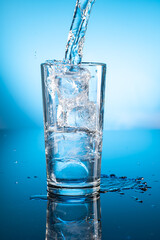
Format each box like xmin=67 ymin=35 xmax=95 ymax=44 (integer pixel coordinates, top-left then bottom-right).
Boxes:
xmin=100 ymin=174 xmax=149 ymax=194
xmin=30 ymin=174 xmax=150 ymax=201
xmin=65 ymin=0 xmax=96 ymax=64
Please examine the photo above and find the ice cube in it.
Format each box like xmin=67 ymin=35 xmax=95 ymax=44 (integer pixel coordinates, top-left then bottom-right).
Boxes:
xmin=56 ymin=67 xmax=90 ymax=100
xmin=54 ymin=160 xmax=89 ymax=182
xmin=57 ymin=99 xmax=97 ymax=130
xmin=67 ymin=102 xmax=97 ymax=130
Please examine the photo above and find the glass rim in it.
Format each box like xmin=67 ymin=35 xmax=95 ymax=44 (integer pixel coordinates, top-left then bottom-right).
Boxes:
xmin=41 ymin=60 xmax=106 ymax=68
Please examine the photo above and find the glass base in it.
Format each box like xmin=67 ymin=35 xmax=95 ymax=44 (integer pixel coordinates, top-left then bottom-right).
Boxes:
xmin=47 ymin=183 xmax=100 ymax=196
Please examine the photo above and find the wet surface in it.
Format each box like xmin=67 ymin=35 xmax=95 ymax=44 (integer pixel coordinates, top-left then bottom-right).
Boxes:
xmin=0 ymin=129 xmax=160 ymax=239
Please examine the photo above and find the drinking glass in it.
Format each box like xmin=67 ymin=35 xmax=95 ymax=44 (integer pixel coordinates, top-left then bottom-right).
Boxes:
xmin=41 ymin=61 xmax=106 ymax=195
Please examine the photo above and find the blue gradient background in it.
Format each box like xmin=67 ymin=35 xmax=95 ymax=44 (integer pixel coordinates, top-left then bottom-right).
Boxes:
xmin=0 ymin=0 xmax=160 ymax=129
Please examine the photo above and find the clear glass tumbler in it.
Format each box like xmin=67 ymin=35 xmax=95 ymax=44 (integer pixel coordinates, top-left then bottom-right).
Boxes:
xmin=41 ymin=60 xmax=106 ymax=195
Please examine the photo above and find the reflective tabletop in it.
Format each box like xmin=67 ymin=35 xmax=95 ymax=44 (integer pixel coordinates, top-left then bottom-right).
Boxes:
xmin=0 ymin=129 xmax=160 ymax=240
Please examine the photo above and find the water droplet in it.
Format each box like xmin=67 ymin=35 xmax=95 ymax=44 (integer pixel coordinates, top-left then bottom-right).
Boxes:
xmin=15 ymin=181 xmax=18 ymax=184
xmin=120 ymin=176 xmax=127 ymax=179
xmin=119 ymin=192 xmax=125 ymax=195
xmin=110 ymin=174 xmax=116 ymax=178
xmin=132 ymin=196 xmax=143 ymax=203
xmin=140 ymin=187 xmax=147 ymax=191
xmin=100 ymin=190 xmax=108 ymax=193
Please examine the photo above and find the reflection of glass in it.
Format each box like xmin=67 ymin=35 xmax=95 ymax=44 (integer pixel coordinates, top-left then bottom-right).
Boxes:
xmin=45 ymin=194 xmax=101 ymax=240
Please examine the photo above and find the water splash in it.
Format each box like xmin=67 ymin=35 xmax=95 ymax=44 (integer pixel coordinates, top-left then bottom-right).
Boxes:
xmin=65 ymin=0 xmax=96 ymax=64
xmin=100 ymin=174 xmax=150 ymax=194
